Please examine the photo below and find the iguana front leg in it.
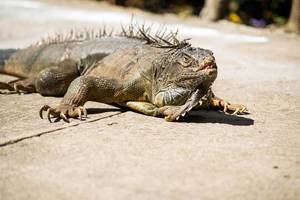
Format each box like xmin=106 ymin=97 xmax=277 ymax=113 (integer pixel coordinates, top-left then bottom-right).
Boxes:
xmin=126 ymin=95 xmax=249 ymax=122
xmin=126 ymin=89 xmax=204 ymax=121
xmin=125 ymin=101 xmax=185 ymax=121
xmin=40 ymin=75 xmax=120 ymax=122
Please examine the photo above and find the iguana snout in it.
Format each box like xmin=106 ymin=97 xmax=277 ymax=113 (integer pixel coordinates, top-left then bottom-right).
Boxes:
xmin=199 ymin=56 xmax=216 ymax=70
xmin=174 ymin=48 xmax=218 ymax=89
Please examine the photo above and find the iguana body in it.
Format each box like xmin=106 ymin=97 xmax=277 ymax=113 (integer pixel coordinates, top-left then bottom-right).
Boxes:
xmin=0 ymin=27 xmax=248 ymax=122
xmin=0 ymin=37 xmax=143 ymax=96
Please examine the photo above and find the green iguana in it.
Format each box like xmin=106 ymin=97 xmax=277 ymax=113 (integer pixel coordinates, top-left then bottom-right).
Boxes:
xmin=0 ymin=25 xmax=248 ymax=122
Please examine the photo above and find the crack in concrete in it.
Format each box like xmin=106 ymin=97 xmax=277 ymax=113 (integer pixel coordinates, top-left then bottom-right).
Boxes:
xmin=0 ymin=112 xmax=123 ymax=147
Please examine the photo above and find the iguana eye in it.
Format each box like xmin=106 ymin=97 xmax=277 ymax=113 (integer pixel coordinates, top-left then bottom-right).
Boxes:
xmin=183 ymin=53 xmax=191 ymax=59
xmin=180 ymin=54 xmax=192 ymax=67
xmin=183 ymin=55 xmax=189 ymax=62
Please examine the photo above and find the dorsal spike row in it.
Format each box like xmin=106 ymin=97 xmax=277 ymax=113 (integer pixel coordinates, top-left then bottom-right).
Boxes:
xmin=33 ymin=26 xmax=113 ymax=46
xmin=33 ymin=24 xmax=190 ymax=50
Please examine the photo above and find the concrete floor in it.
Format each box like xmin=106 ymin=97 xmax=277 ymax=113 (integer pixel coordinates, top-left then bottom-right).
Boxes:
xmin=0 ymin=0 xmax=299 ymax=199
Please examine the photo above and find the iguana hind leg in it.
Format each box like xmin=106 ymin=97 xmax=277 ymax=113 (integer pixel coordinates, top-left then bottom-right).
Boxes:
xmin=0 ymin=59 xmax=79 ymax=96
xmin=35 ymin=65 xmax=79 ymax=96
xmin=0 ymin=66 xmax=77 ymax=95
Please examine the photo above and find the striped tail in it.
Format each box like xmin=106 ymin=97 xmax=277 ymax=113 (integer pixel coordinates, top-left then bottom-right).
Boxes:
xmin=0 ymin=49 xmax=17 ymax=73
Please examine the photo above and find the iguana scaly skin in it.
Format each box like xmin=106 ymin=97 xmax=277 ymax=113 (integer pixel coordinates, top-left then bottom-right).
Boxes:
xmin=0 ymin=36 xmax=143 ymax=96
xmin=0 ymin=26 xmax=248 ymax=122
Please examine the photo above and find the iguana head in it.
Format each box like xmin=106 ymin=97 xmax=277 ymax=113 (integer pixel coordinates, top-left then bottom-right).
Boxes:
xmin=153 ymin=47 xmax=218 ymax=107
xmin=174 ymin=47 xmax=217 ymax=88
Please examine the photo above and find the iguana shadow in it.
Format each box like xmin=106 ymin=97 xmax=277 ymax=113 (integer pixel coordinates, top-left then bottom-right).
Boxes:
xmin=86 ymin=107 xmax=124 ymax=114
xmin=180 ymin=110 xmax=254 ymax=126
xmin=87 ymin=107 xmax=253 ymax=126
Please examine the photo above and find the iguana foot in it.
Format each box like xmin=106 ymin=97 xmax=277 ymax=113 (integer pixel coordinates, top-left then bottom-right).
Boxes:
xmin=0 ymin=78 xmax=35 ymax=94
xmin=39 ymin=104 xmax=87 ymax=123
xmin=0 ymin=81 xmax=14 ymax=90
xmin=223 ymin=103 xmax=249 ymax=115
xmin=209 ymin=98 xmax=249 ymax=115
xmin=157 ymin=106 xmax=187 ymax=122
xmin=13 ymin=82 xmax=35 ymax=94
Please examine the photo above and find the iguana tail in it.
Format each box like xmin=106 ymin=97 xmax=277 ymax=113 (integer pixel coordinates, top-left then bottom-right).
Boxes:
xmin=0 ymin=49 xmax=17 ymax=74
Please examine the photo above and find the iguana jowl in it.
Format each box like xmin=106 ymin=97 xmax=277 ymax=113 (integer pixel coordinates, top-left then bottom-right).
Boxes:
xmin=0 ymin=26 xmax=248 ymax=122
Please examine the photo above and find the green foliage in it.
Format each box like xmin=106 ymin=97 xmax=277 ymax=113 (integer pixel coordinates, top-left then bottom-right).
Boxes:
xmin=227 ymin=0 xmax=291 ymax=27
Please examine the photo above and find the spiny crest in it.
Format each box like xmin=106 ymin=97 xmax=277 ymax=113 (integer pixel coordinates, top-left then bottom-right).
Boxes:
xmin=34 ymin=28 xmax=113 ymax=46
xmin=119 ymin=24 xmax=191 ymax=50
xmin=34 ymin=24 xmax=191 ymax=50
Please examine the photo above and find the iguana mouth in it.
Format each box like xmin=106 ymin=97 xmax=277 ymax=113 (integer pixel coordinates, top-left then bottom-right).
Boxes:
xmin=203 ymin=63 xmax=216 ymax=69
xmin=199 ymin=58 xmax=217 ymax=70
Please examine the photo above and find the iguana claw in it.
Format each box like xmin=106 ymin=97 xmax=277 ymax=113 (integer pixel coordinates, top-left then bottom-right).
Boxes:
xmin=39 ymin=105 xmax=50 ymax=119
xmin=39 ymin=104 xmax=87 ymax=123
xmin=223 ymin=102 xmax=228 ymax=113
xmin=59 ymin=112 xmax=69 ymax=123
